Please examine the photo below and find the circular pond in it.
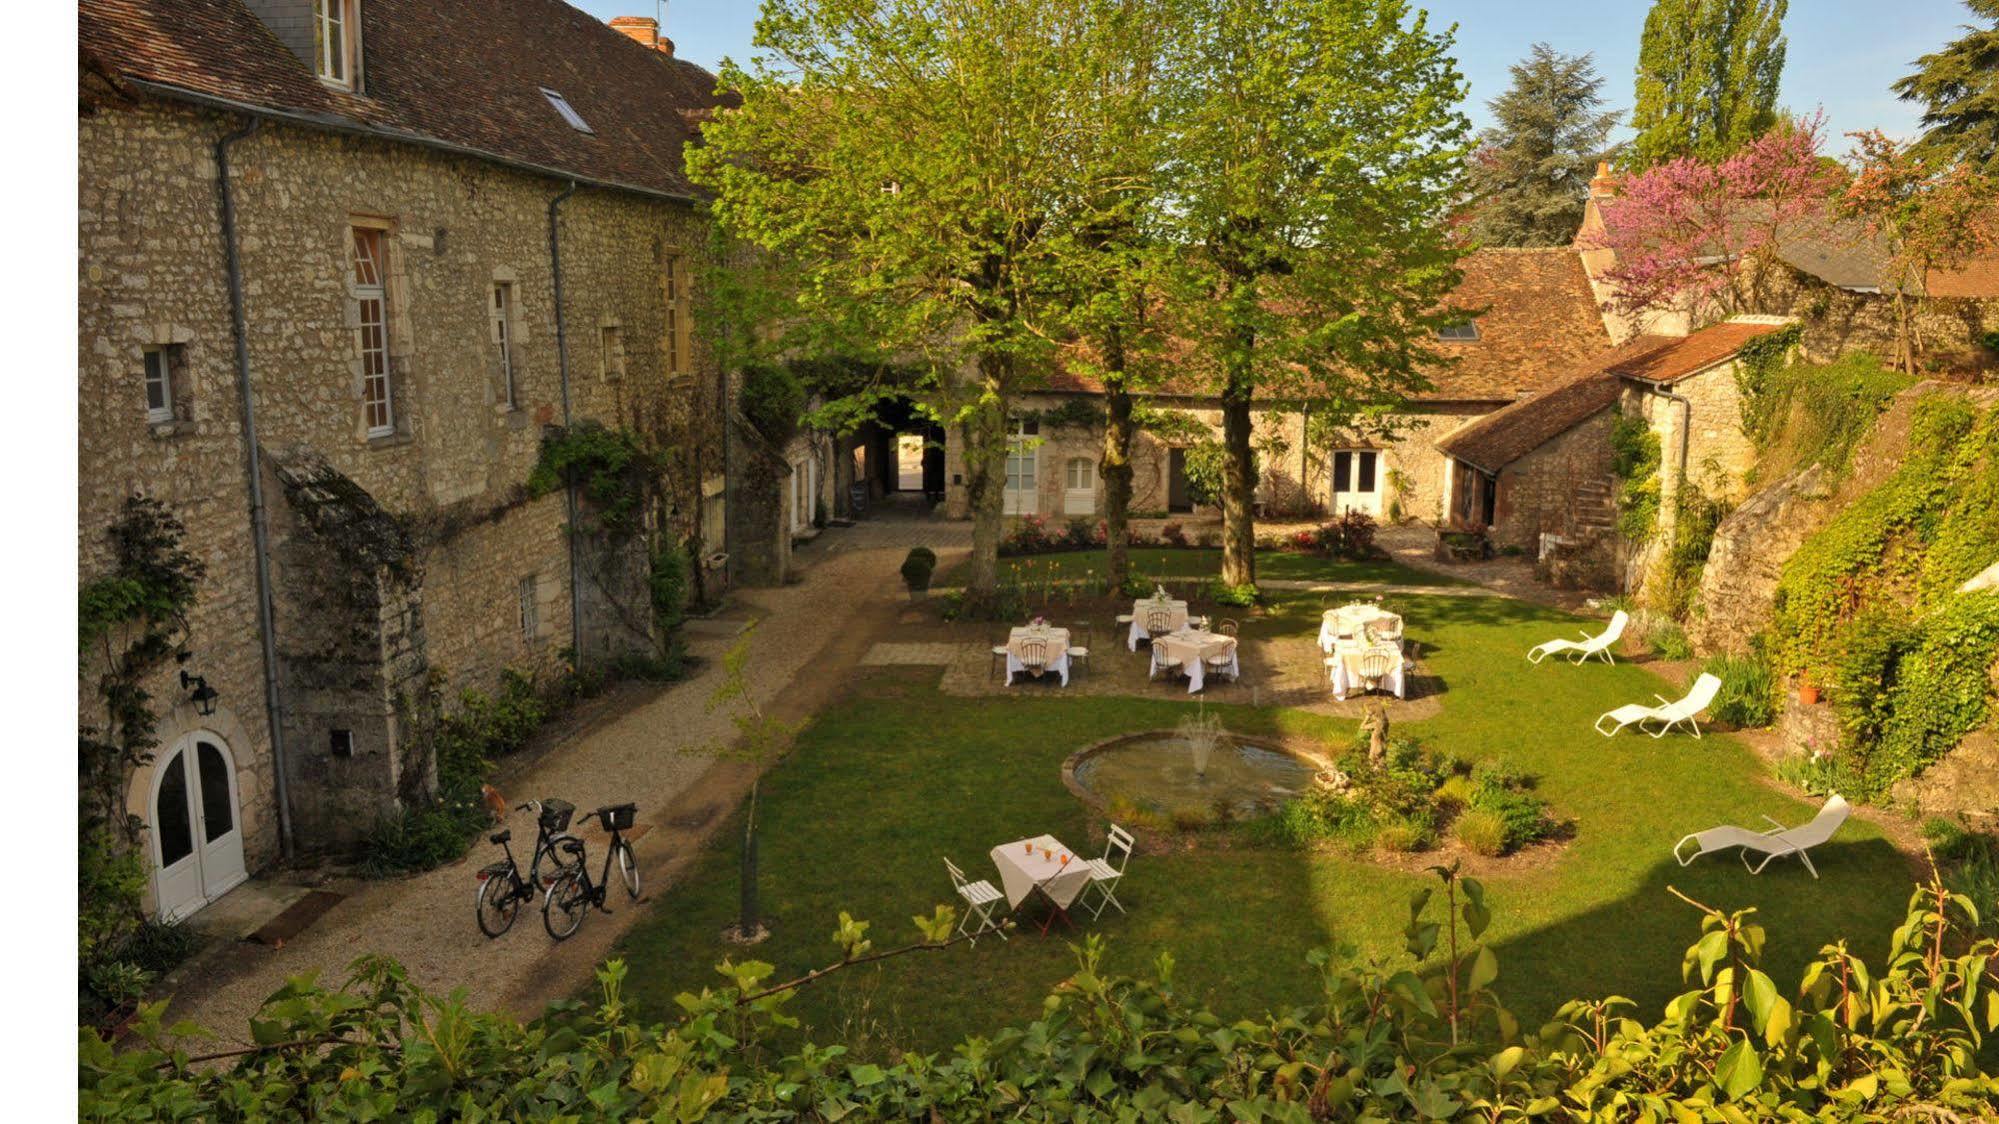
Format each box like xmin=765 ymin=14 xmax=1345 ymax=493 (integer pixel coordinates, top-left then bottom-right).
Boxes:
xmin=1066 ymin=731 xmax=1322 ymax=822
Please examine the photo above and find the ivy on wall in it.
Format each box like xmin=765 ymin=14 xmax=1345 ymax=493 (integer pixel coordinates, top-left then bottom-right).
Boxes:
xmin=1609 ymin=410 xmax=1661 ymax=542
xmin=527 ymin=422 xmax=663 ymax=541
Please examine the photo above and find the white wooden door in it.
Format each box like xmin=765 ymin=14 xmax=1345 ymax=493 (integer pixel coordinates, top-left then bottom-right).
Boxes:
xmin=1004 ymin=419 xmax=1039 ymax=515
xmin=150 ymin=733 xmax=247 ymax=921
xmin=1331 ymin=450 xmax=1383 ymax=518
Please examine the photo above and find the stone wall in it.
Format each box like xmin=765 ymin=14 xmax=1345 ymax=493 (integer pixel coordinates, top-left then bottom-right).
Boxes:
xmin=79 ymin=96 xmax=720 ymax=869
xmin=1489 ymin=408 xmax=1617 ymax=551
xmin=1760 ymin=265 xmax=1997 ymax=371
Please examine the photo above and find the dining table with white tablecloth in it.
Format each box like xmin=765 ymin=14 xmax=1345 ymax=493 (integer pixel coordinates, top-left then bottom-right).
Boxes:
xmin=988 ymin=833 xmax=1093 ymax=910
xmin=1005 ymin=625 xmax=1072 ymax=686
xmin=1151 ymin=629 xmax=1239 ymax=693
xmin=1318 ymin=604 xmax=1404 ymax=652
xmin=1126 ymin=597 xmax=1192 ymax=650
xmin=1327 ymin=639 xmax=1406 ymax=700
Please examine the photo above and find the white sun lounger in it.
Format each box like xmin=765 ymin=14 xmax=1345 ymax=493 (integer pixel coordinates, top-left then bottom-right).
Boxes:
xmin=1672 ymin=795 xmax=1851 ymax=878
xmin=1528 ymin=610 xmax=1628 ymax=665
xmin=1594 ymin=672 xmax=1722 ymax=738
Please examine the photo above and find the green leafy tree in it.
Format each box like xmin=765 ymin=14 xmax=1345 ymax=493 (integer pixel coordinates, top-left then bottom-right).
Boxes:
xmin=704 ymin=623 xmax=798 ymax=942
xmin=688 ymin=1 xmax=1116 ymax=604
xmin=1462 ymin=44 xmax=1621 ymax=247
xmin=1894 ymin=0 xmax=1999 ymax=173
xmin=1630 ymin=0 xmax=1788 ymax=167
xmin=1163 ymin=0 xmax=1472 ymax=588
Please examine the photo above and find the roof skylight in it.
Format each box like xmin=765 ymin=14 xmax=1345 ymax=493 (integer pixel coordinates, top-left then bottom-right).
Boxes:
xmin=540 ymin=88 xmax=594 ymax=134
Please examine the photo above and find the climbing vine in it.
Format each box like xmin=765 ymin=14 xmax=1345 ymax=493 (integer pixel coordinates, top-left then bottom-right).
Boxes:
xmin=1609 ymin=410 xmax=1661 ymax=542
xmin=78 ymin=497 xmax=205 ymax=1020
xmin=527 ymin=422 xmax=661 ymax=541
xmin=1729 ymin=323 xmax=1802 ymax=441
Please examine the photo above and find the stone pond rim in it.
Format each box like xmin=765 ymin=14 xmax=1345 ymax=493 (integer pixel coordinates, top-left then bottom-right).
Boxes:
xmin=1061 ymin=729 xmax=1332 ymax=826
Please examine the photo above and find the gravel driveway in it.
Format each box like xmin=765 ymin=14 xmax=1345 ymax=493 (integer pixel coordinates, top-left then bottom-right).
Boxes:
xmin=163 ymin=508 xmax=968 ymax=1044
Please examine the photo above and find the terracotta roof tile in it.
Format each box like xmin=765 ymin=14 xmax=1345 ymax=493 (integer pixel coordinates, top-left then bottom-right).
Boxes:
xmin=1436 ymin=319 xmax=1789 ymax=472
xmin=79 ymin=0 xmax=722 ymax=200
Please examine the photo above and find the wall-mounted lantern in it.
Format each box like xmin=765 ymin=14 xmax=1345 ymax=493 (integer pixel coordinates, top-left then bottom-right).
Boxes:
xmin=180 ymin=670 xmax=220 ymax=717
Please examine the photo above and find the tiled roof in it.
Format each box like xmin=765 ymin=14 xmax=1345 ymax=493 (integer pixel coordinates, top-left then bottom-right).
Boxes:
xmin=78 ymin=0 xmax=722 ymax=200
xmin=1038 ymin=247 xmax=1613 ymax=405
xmin=1436 ymin=319 xmax=1791 ymax=473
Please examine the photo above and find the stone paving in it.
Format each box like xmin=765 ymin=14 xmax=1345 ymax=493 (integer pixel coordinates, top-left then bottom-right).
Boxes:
xmin=162 ymin=502 xmax=970 ymax=1043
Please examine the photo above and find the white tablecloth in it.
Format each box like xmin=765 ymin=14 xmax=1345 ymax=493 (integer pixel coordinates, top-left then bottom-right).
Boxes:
xmin=1328 ymin=641 xmax=1406 ymax=700
xmin=1127 ymin=598 xmax=1191 ymax=650
xmin=989 ymin=834 xmax=1093 ymax=909
xmin=1152 ymin=630 xmax=1239 ymax=693
xmin=1318 ymin=605 xmax=1403 ymax=652
xmin=1005 ymin=626 xmax=1071 ymax=686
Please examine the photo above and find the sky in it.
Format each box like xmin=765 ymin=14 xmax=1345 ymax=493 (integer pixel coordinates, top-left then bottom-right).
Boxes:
xmin=574 ymin=0 xmax=1978 ymax=149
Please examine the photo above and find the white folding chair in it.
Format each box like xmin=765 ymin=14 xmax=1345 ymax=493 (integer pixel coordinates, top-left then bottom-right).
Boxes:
xmin=1530 ymin=610 xmax=1628 ymax=665
xmin=1080 ymin=825 xmax=1134 ymax=918
xmin=1066 ymin=624 xmax=1091 ymax=679
xmin=1358 ymin=650 xmax=1393 ymax=695
xmin=1672 ymin=795 xmax=1851 ymax=879
xmin=1596 ymin=673 xmax=1723 ymax=738
xmin=945 ymin=857 xmax=1007 ymax=944
xmin=1016 ymin=637 xmax=1049 ymax=677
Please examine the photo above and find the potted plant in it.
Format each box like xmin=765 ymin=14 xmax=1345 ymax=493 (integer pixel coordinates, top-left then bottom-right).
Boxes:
xmin=900 ymin=547 xmax=937 ymax=600
xmin=1797 ymin=678 xmax=1820 ymax=706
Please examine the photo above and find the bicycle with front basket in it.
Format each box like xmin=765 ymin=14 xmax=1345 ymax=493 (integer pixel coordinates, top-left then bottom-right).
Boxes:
xmin=542 ymin=803 xmax=640 ymax=940
xmin=474 ymin=797 xmax=581 ymax=938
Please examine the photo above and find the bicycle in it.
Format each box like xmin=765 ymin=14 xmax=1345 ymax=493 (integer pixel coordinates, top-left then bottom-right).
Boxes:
xmin=474 ymin=797 xmax=580 ymax=938
xmin=541 ymin=803 xmax=640 ymax=940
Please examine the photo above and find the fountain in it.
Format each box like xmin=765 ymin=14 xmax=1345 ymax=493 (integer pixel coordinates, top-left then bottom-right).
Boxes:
xmin=1065 ymin=728 xmax=1321 ymax=822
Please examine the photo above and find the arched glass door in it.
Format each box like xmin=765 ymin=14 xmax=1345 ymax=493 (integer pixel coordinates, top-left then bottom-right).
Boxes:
xmin=150 ymin=733 xmax=247 ymax=920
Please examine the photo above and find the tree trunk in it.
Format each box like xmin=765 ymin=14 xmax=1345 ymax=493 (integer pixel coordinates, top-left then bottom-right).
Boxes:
xmin=1220 ymin=388 xmax=1257 ymax=587
xmin=1101 ymin=333 xmax=1135 ymax=594
xmin=961 ymin=356 xmax=1012 ymax=601
xmin=738 ymin=781 xmax=761 ymax=937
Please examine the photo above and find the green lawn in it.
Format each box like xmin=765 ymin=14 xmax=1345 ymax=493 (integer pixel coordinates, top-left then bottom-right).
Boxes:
xmin=610 ymin=572 xmax=1915 ymax=1060
xmin=938 ymin=546 xmax=1468 ymax=587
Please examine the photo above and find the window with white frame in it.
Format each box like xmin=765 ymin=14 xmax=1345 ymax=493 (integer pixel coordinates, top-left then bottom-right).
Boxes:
xmin=662 ymin=256 xmax=684 ymax=374
xmin=142 ymin=344 xmax=185 ymax=424
xmin=492 ymin=282 xmax=517 ymax=408
xmin=1064 ymin=457 xmax=1096 ymax=491
xmin=312 ymin=0 xmax=360 ymax=87
xmin=518 ymin=575 xmax=539 ymax=641
xmin=350 ymin=225 xmax=396 ymax=437
xmin=600 ymin=325 xmax=626 ymax=381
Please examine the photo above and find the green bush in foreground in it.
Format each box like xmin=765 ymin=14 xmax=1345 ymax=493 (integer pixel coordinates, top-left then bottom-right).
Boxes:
xmin=82 ymin=869 xmax=1996 ymax=1120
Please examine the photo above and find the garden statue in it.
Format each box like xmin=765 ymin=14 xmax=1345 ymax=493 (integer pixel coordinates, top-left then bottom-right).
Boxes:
xmin=1360 ymin=701 xmax=1389 ymax=766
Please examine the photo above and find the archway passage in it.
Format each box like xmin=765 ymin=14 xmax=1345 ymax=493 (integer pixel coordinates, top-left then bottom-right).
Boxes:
xmin=840 ymin=394 xmax=944 ymax=515
xmin=150 ymin=732 xmax=247 ymax=921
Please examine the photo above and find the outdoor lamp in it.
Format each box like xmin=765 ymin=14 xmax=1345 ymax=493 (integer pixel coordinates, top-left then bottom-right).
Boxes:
xmin=181 ymin=670 xmax=220 ymax=717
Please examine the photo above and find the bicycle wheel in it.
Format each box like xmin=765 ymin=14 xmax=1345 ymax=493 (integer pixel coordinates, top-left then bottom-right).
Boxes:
xmin=476 ymin=871 xmax=520 ymax=938
xmin=615 ymin=839 xmax=640 ymax=900
xmin=542 ymin=868 xmax=589 ymax=941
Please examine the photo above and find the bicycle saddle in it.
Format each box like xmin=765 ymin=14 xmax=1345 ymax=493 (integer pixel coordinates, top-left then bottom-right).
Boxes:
xmin=488 ymin=828 xmax=511 ymax=845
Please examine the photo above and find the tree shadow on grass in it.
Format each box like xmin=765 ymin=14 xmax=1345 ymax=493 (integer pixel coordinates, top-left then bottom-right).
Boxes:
xmin=1486 ymin=837 xmax=1914 ymax=1027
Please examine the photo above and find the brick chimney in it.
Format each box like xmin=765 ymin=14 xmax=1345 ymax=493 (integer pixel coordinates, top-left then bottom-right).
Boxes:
xmin=608 ymin=15 xmax=675 ymax=58
xmin=1588 ymin=160 xmax=1619 ymax=199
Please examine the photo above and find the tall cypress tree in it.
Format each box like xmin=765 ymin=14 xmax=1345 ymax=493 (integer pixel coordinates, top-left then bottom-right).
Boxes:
xmin=1463 ymin=45 xmax=1621 ymax=247
xmin=1630 ymin=0 xmax=1788 ymax=166
xmin=1894 ymin=0 xmax=1999 ymax=173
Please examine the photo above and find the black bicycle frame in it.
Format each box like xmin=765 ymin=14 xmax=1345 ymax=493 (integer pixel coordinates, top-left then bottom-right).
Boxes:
xmin=556 ymin=820 xmax=630 ymax=908
xmin=487 ymin=810 xmax=570 ymax=902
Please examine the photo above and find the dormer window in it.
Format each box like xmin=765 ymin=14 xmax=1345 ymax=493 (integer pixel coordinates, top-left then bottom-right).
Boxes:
xmin=313 ymin=0 xmax=361 ymax=88
xmin=541 ymin=88 xmax=594 ymax=134
xmin=1436 ymin=320 xmax=1480 ymax=342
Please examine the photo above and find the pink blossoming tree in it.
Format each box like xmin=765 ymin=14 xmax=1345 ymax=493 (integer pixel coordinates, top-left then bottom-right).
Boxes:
xmin=1583 ymin=115 xmax=1839 ymax=321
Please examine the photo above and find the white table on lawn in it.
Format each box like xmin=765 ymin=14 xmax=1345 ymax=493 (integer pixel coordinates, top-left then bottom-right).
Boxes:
xmin=1318 ymin=604 xmax=1402 ymax=652
xmin=1004 ymin=626 xmax=1072 ymax=687
xmin=1152 ymin=629 xmax=1240 ymax=694
xmin=1328 ymin=639 xmax=1406 ymax=700
xmin=1127 ymin=597 xmax=1191 ymax=650
xmin=989 ymin=834 xmax=1094 ymax=911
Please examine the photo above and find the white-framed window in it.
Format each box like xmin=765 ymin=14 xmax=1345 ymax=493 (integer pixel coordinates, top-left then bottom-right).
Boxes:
xmin=350 ymin=225 xmax=395 ymax=437
xmin=600 ymin=325 xmax=626 ymax=381
xmin=1435 ymin=319 xmax=1480 ymax=342
xmin=518 ymin=575 xmax=539 ymax=641
xmin=662 ymin=256 xmax=684 ymax=374
xmin=1004 ymin=418 xmax=1039 ymax=515
xmin=492 ymin=282 xmax=517 ymax=408
xmin=142 ymin=345 xmax=184 ymax=424
xmin=312 ymin=0 xmax=359 ymax=88
xmin=540 ymin=88 xmax=594 ymax=134
xmin=1064 ymin=457 xmax=1096 ymax=491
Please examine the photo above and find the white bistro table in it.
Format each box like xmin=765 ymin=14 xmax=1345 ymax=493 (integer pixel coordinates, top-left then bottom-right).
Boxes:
xmin=1328 ymin=640 xmax=1407 ymax=700
xmin=1127 ymin=597 xmax=1191 ymax=650
xmin=1152 ymin=630 xmax=1239 ymax=693
xmin=990 ymin=833 xmax=1093 ymax=933
xmin=1318 ymin=604 xmax=1403 ymax=652
xmin=1004 ymin=625 xmax=1072 ymax=686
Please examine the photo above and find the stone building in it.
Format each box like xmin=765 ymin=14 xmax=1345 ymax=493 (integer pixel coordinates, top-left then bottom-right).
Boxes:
xmin=79 ymin=0 xmax=734 ymax=918
xmin=939 ymin=248 xmax=1615 ymax=528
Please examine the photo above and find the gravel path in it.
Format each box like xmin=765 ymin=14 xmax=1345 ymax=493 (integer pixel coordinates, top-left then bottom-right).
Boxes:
xmin=163 ymin=507 xmax=969 ymax=1043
